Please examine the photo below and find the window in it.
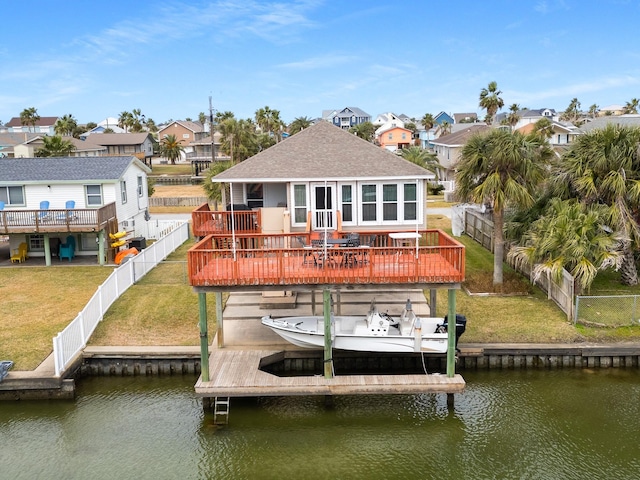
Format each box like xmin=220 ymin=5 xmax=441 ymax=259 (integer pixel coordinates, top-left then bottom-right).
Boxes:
xmin=183 ymin=133 xmax=190 ymax=139
xmin=361 ymin=184 xmax=376 ymax=221
xmin=137 ymin=176 xmax=144 ymax=197
xmin=401 ymin=133 xmax=406 ymax=140
xmin=404 ymin=183 xmax=417 ymax=221
xmin=85 ymin=184 xmax=103 ymax=206
xmin=121 ymin=181 xmax=127 ymax=204
xmin=341 ymin=185 xmax=353 ymax=222
xmin=388 ymin=133 xmax=393 ymax=140
xmin=383 ymin=184 xmax=398 ymax=221
xmin=0 ymin=185 xmax=25 ymax=206
xmin=292 ymin=184 xmax=307 ymax=224
xmin=246 ymin=183 xmax=263 ymax=209
xmin=28 ymin=234 xmax=44 ymax=251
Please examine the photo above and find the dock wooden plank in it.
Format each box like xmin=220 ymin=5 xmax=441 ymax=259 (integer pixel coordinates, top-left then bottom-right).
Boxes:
xmin=195 ymin=349 xmax=465 ymax=397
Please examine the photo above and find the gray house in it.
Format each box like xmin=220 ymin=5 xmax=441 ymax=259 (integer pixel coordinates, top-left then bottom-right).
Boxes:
xmin=210 ymin=120 xmax=434 ymax=233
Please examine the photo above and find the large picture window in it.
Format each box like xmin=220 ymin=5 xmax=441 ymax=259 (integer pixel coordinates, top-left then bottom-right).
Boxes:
xmin=0 ymin=185 xmax=25 ymax=206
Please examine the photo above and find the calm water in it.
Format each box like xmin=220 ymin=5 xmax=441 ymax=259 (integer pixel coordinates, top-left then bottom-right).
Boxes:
xmin=1 ymin=369 xmax=639 ymax=480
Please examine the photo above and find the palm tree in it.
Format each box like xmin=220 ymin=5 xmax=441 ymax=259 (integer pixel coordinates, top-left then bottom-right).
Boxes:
xmin=588 ymin=104 xmax=599 ymax=119
xmin=456 ymin=129 xmax=553 ymax=290
xmin=288 ymin=116 xmax=312 ymax=135
xmin=400 ymin=146 xmax=442 ymax=178
xmin=118 ymin=111 xmax=134 ymax=132
xmin=35 ymin=135 xmax=76 ymax=157
xmin=218 ymin=118 xmax=259 ymax=163
xmin=508 ymin=198 xmax=623 ymax=293
xmin=20 ymin=107 xmax=40 ymax=133
xmin=505 ymin=104 xmax=520 ymax=131
xmin=623 ymin=98 xmax=639 ymax=114
xmin=255 ymin=106 xmax=285 ymax=142
xmin=159 ymin=134 xmax=185 ymax=164
xmin=349 ymin=121 xmax=376 ymax=142
xmin=130 ymin=108 xmax=145 ymax=133
xmin=552 ymin=124 xmax=640 ymax=285
xmin=198 ymin=112 xmax=207 ymax=125
xmin=435 ymin=120 xmax=452 ymax=137
xmin=560 ymin=98 xmax=581 ymax=123
xmin=532 ymin=118 xmax=554 ymax=140
xmin=54 ymin=114 xmax=78 ymax=137
xmin=421 ymin=113 xmax=435 ymax=131
xmin=478 ymin=81 xmax=504 ymax=125
xmin=202 ymin=161 xmax=234 ymax=209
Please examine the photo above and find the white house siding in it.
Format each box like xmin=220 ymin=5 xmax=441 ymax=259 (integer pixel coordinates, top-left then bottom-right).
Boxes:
xmin=114 ymin=164 xmax=150 ymax=230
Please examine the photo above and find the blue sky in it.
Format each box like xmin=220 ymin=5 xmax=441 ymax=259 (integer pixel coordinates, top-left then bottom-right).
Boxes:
xmin=2 ymin=0 xmax=639 ymax=125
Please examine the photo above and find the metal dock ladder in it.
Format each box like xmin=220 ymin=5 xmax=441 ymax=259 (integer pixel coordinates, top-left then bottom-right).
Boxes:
xmin=213 ymin=397 xmax=230 ymax=425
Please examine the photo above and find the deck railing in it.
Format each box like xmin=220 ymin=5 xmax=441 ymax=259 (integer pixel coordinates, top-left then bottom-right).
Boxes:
xmin=187 ymin=230 xmax=465 ymax=287
xmin=0 ymin=202 xmax=117 ymax=234
xmin=192 ymin=203 xmax=261 ymax=237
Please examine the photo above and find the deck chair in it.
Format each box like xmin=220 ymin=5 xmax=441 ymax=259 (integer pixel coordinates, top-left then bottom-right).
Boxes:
xmin=56 ymin=200 xmax=77 ymax=222
xmin=35 ymin=200 xmax=51 ymax=222
xmin=59 ymin=235 xmax=76 ymax=262
xmin=295 ymin=235 xmax=316 ymax=266
xmin=10 ymin=242 xmax=28 ymax=263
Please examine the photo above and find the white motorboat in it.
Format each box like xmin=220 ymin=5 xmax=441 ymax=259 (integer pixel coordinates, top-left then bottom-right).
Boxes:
xmin=261 ymin=300 xmax=466 ymax=354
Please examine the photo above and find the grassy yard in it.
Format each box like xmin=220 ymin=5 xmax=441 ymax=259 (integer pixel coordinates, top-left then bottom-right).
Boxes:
xmin=6 ymin=208 xmax=640 ymax=371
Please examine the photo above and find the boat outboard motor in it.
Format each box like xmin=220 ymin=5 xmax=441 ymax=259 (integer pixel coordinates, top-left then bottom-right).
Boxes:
xmin=442 ymin=314 xmax=467 ymax=349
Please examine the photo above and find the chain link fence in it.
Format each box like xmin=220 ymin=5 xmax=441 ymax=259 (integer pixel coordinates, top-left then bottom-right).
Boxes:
xmin=575 ymin=295 xmax=640 ymax=327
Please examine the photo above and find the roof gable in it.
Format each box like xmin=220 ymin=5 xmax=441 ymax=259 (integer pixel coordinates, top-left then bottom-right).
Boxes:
xmin=5 ymin=116 xmax=60 ymax=127
xmin=430 ymin=125 xmax=490 ymax=146
xmin=213 ymin=121 xmax=432 ymax=182
xmin=0 ymin=156 xmax=150 ymax=183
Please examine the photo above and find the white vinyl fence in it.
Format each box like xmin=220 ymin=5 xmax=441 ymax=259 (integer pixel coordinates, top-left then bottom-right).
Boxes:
xmin=52 ymin=221 xmax=190 ymax=376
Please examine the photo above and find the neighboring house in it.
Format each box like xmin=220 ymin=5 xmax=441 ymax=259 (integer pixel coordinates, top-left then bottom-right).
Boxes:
xmin=431 ymin=125 xmax=490 ymax=181
xmin=495 ymin=108 xmax=559 ymax=130
xmin=84 ymin=133 xmax=155 ymax=167
xmin=208 ymin=120 xmax=434 ymax=233
xmin=373 ymin=112 xmax=406 ymax=136
xmin=80 ymin=124 xmax=126 ymax=138
xmin=322 ymin=107 xmax=371 ymax=130
xmin=453 ymin=113 xmax=478 ymax=124
xmin=574 ymin=114 xmax=640 ymax=134
xmin=433 ymin=111 xmax=454 ymax=126
xmin=187 ymin=132 xmax=231 ymax=175
xmin=0 ymin=132 xmax=41 ymax=157
xmin=516 ymin=122 xmax=577 ymax=146
xmin=598 ymin=104 xmax=625 ymax=116
xmin=3 ymin=116 xmax=60 ymax=135
xmin=0 ymin=156 xmax=151 ymax=265
xmin=376 ymin=126 xmax=413 ymax=152
xmin=158 ymin=120 xmax=205 ymax=146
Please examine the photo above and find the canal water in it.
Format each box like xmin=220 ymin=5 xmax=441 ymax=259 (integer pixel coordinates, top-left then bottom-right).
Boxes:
xmin=1 ymin=369 xmax=639 ymax=480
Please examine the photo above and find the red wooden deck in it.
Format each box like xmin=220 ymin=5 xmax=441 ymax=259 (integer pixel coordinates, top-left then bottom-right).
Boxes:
xmin=188 ymin=230 xmax=464 ymax=289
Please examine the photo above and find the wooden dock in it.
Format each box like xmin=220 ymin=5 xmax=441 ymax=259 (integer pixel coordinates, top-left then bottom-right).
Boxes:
xmin=194 ymin=349 xmax=465 ymax=397
xmin=194 ymin=289 xmax=466 ymax=398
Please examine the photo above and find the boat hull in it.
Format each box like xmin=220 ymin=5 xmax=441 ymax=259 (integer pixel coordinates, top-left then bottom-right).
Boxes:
xmin=261 ymin=315 xmax=449 ymax=353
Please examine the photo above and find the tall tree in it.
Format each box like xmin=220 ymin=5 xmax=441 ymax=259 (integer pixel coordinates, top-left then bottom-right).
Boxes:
xmin=20 ymin=107 xmax=40 ymax=133
xmin=35 ymin=135 xmax=75 ymax=157
xmin=421 ymin=113 xmax=435 ymax=131
xmin=288 ymin=116 xmax=312 ymax=135
xmin=400 ymin=146 xmax=442 ymax=178
xmin=130 ymin=108 xmax=146 ymax=132
xmin=588 ymin=104 xmax=599 ymax=118
xmin=54 ymin=114 xmax=78 ymax=137
xmin=505 ymin=104 xmax=521 ymax=131
xmin=435 ymin=120 xmax=452 ymax=137
xmin=478 ymin=81 xmax=504 ymax=125
xmin=118 ymin=111 xmax=134 ymax=132
xmin=198 ymin=112 xmax=207 ymax=124
xmin=623 ymin=98 xmax=639 ymax=114
xmin=560 ymin=98 xmax=581 ymax=123
xmin=456 ymin=129 xmax=553 ymax=290
xmin=202 ymin=160 xmax=234 ymax=209
xmin=552 ymin=124 xmax=640 ymax=285
xmin=218 ymin=117 xmax=259 ymax=163
xmin=159 ymin=134 xmax=185 ymax=164
xmin=348 ymin=121 xmax=376 ymax=142
xmin=255 ymin=106 xmax=285 ymax=142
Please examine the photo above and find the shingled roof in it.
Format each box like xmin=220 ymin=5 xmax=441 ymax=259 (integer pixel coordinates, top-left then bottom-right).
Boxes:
xmin=0 ymin=156 xmax=150 ymax=183
xmin=213 ymin=121 xmax=433 ymax=182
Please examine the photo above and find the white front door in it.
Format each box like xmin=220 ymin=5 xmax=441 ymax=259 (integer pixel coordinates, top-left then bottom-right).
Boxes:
xmin=311 ymin=182 xmax=337 ymax=230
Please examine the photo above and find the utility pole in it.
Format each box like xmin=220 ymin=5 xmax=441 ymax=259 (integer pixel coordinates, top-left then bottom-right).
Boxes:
xmin=209 ymin=96 xmax=216 ymax=163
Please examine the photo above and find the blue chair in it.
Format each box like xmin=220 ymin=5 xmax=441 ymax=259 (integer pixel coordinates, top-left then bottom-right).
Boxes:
xmin=59 ymin=235 xmax=76 ymax=262
xmin=56 ymin=200 xmax=77 ymax=221
xmin=36 ymin=200 xmax=51 ymax=222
